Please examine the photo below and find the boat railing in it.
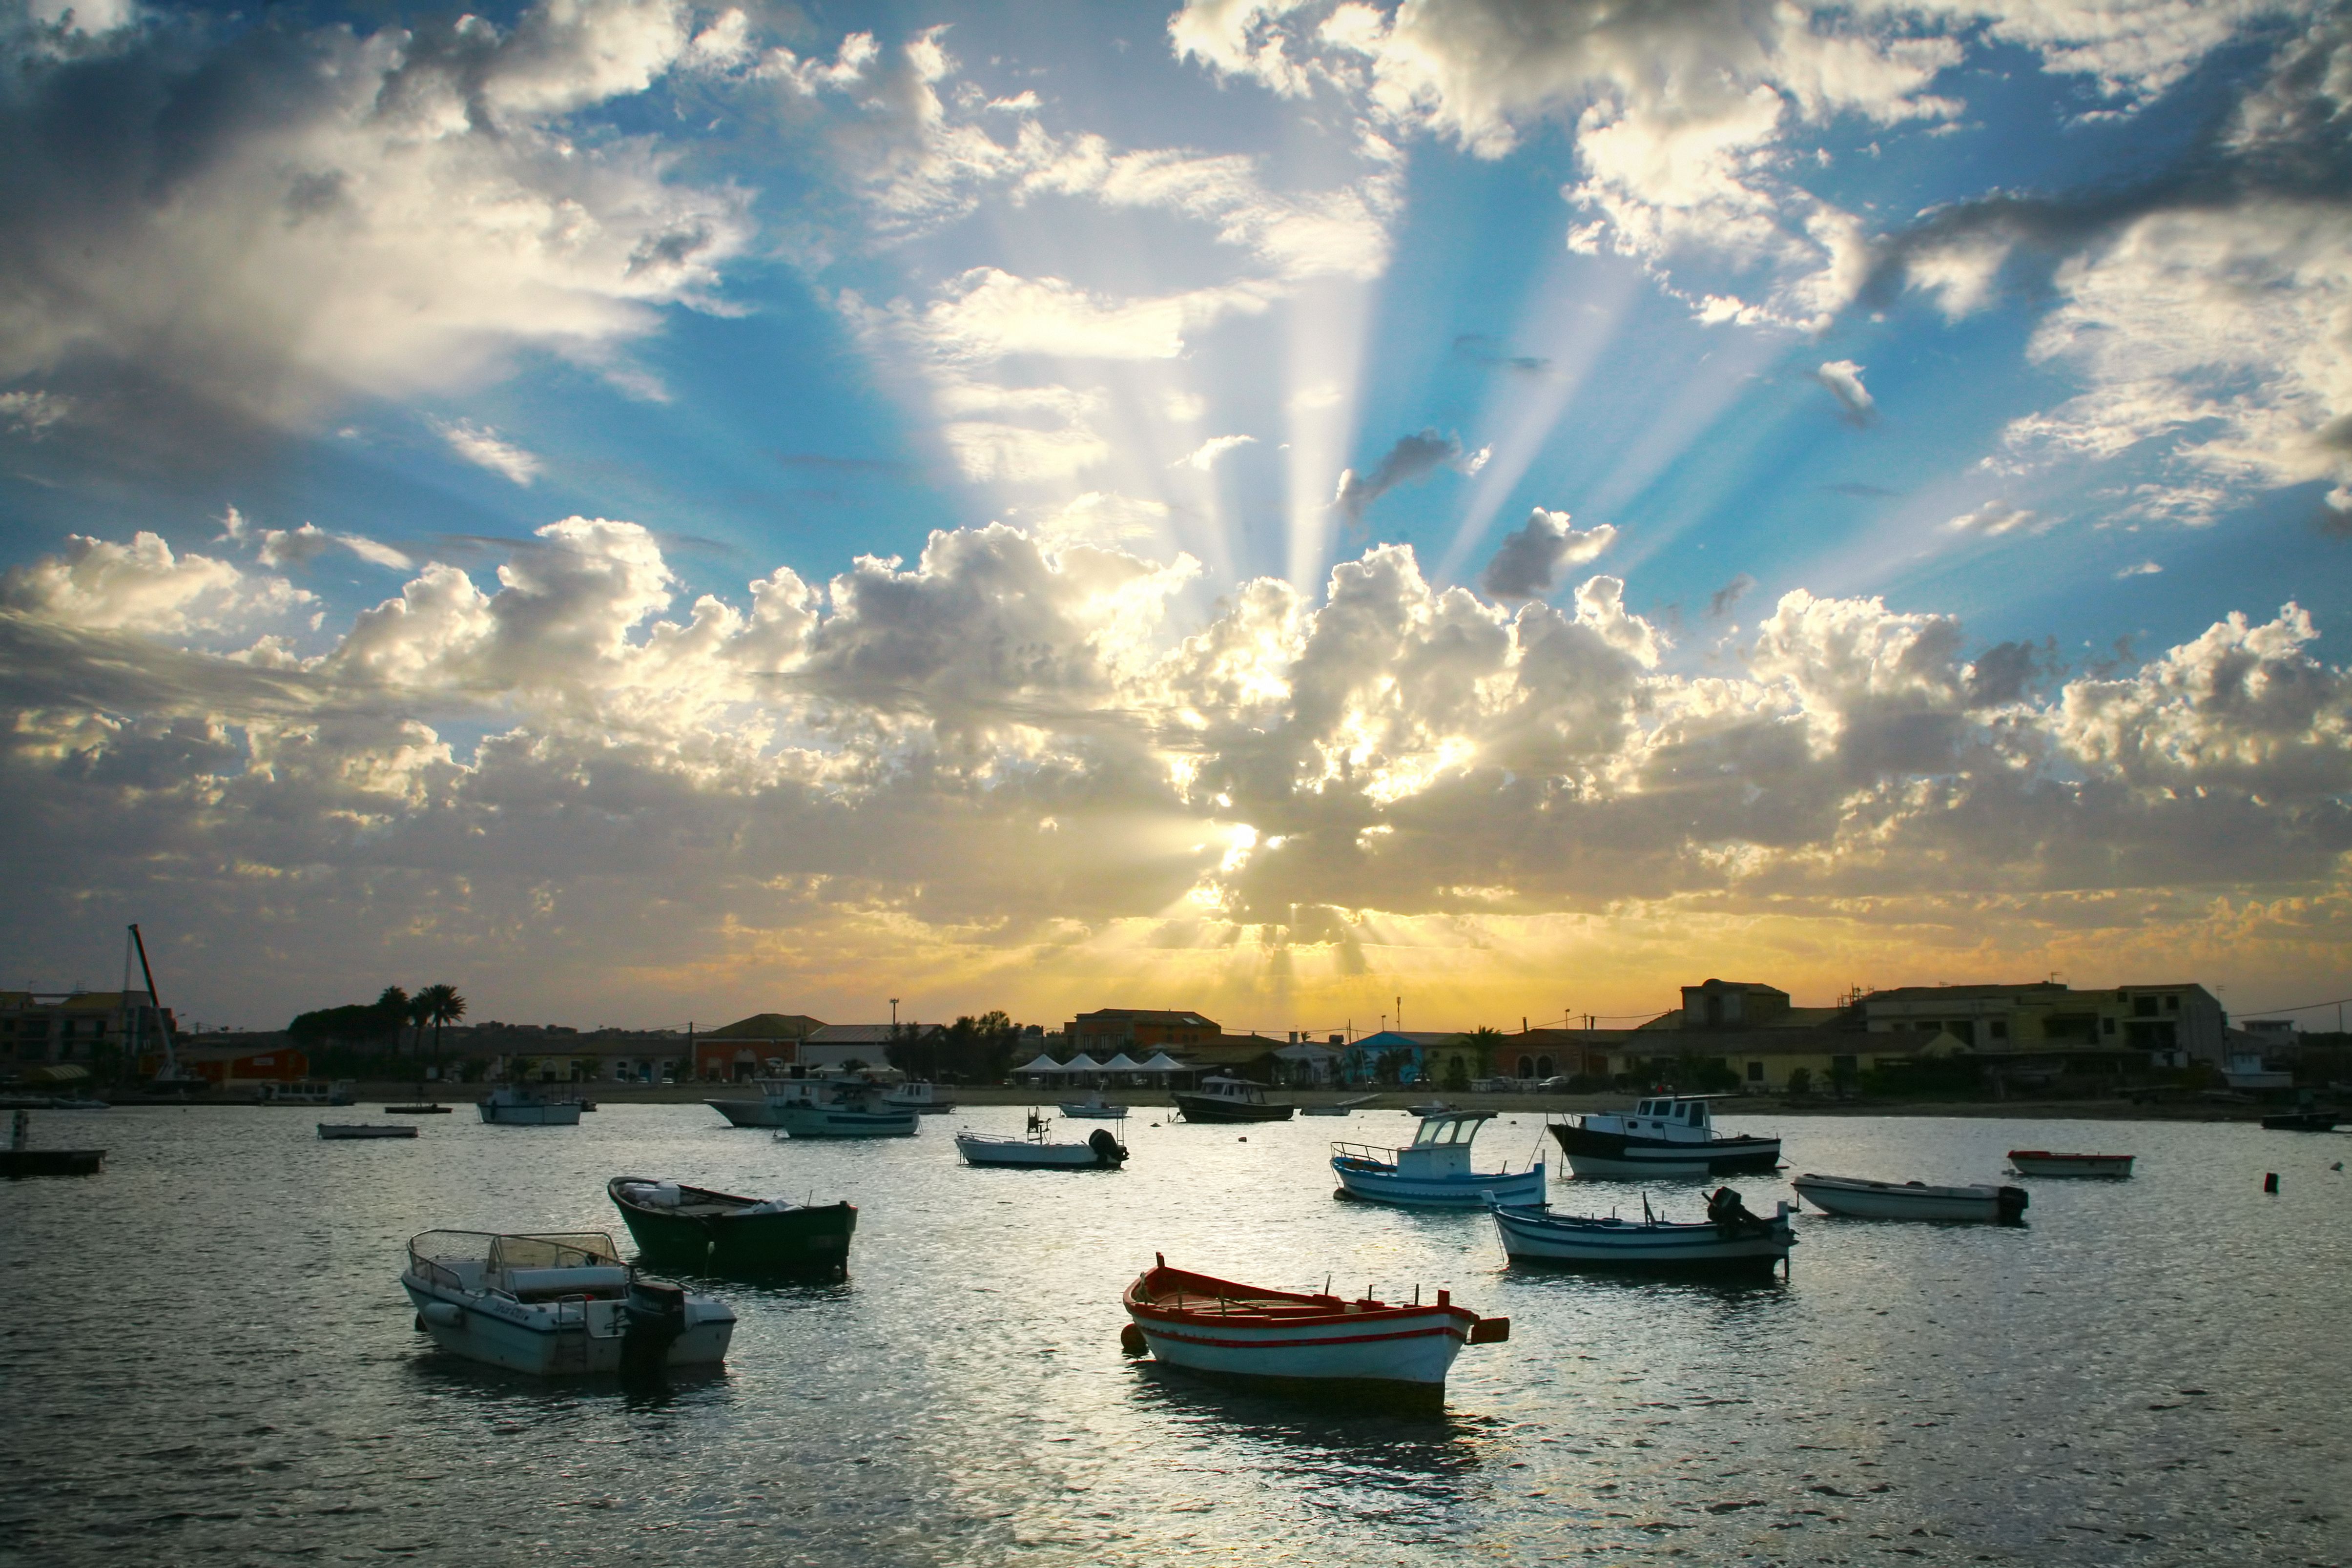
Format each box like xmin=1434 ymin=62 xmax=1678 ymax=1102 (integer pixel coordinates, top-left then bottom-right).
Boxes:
xmin=1330 ymin=1140 xmax=1400 ymax=1165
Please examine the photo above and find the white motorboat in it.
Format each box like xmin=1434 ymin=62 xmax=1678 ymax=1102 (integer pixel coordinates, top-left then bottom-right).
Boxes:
xmin=1550 ymin=1094 xmax=1780 ymax=1178
xmin=401 ymin=1231 xmax=735 ymax=1376
xmin=1121 ymin=1254 xmax=1507 ymax=1412
xmin=1330 ymin=1110 xmax=1544 ymax=1208
xmin=884 ymin=1080 xmax=957 ymax=1114
xmin=1794 ymin=1172 xmax=2028 ymax=1222
xmin=255 ymin=1079 xmax=356 ymax=1107
xmin=955 ymin=1111 xmax=1128 ymax=1169
xmin=478 ymin=1084 xmax=583 ymax=1125
xmin=1057 ymin=1092 xmax=1131 ymax=1119
xmin=2007 ymin=1149 xmax=2135 ymax=1178
xmin=705 ymin=1076 xmax=812 ymax=1128
xmin=1490 ymin=1188 xmax=1796 ymax=1276
xmin=319 ymin=1123 xmax=417 ymax=1140
xmin=771 ymin=1076 xmax=917 ymax=1138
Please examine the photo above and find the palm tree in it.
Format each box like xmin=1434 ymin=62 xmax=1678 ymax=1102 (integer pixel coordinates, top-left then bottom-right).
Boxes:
xmin=418 ymin=984 xmax=467 ymax=1068
xmin=406 ymin=993 xmax=433 ymax=1060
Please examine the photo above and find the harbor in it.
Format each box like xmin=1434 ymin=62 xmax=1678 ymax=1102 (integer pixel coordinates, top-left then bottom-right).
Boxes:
xmin=4 ymin=1101 xmax=2348 ymax=1565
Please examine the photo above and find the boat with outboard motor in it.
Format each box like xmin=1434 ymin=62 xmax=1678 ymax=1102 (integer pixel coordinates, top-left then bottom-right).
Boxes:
xmin=400 ymin=1230 xmax=736 ymax=1376
xmin=608 ymin=1176 xmax=857 ymax=1275
xmin=955 ymin=1110 xmax=1129 ymax=1169
xmin=1794 ymin=1172 xmax=2028 ymax=1222
xmin=2007 ymin=1149 xmax=2134 ymax=1177
xmin=478 ymin=1083 xmax=583 ymax=1125
xmin=1490 ymin=1187 xmax=1796 ymax=1276
xmin=1549 ymin=1094 xmax=1780 ymax=1177
xmin=1119 ymin=1254 xmax=1507 ymax=1411
xmin=1330 ymin=1109 xmax=1544 ymax=1208
xmin=1173 ymin=1075 xmax=1296 ymax=1123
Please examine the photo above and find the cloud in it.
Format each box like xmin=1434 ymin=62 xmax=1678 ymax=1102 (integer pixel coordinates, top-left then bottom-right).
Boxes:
xmin=437 ymin=420 xmax=545 ymax=486
xmin=2116 ymin=559 xmax=2164 ymax=578
xmin=1478 ymin=508 xmax=1617 ymax=600
xmin=1453 ymin=334 xmax=1550 ymax=373
xmin=0 ymin=0 xmax=749 ymax=446
xmin=1709 ymin=573 xmax=1758 ymax=619
xmin=1 ymin=531 xmax=304 ymax=634
xmin=0 ymin=389 xmax=72 ymax=438
xmin=1946 ymin=500 xmax=2042 ymax=536
xmin=1176 ymin=434 xmax=1258 ymax=471
xmin=1334 ymin=429 xmax=1468 ymax=521
xmin=1815 ymin=359 xmax=1876 ymax=423
xmin=888 ymin=268 xmax=1275 ymax=364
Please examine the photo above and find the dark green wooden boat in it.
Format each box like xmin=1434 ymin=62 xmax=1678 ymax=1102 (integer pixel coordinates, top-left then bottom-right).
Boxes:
xmin=608 ymin=1176 xmax=856 ymax=1277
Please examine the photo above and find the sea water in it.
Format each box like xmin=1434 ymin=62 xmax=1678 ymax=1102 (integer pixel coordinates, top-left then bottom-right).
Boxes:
xmin=2 ymin=1105 xmax=2346 ymax=1565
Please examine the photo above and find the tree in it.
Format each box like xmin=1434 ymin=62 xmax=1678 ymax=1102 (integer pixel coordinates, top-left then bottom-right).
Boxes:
xmin=1786 ymin=1067 xmax=1813 ymax=1097
xmin=405 ymin=992 xmax=433 ymax=1059
xmin=417 ymin=984 xmax=466 ymax=1066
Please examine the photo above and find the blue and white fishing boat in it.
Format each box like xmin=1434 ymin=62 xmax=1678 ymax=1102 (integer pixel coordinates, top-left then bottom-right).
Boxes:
xmin=1330 ymin=1110 xmax=1545 ymax=1208
xmin=770 ymin=1076 xmax=918 ymax=1139
xmin=1490 ymin=1187 xmax=1796 ymax=1277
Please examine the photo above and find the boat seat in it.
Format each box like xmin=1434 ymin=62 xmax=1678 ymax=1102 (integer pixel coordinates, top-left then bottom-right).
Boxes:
xmin=500 ymin=1265 xmax=631 ymax=1299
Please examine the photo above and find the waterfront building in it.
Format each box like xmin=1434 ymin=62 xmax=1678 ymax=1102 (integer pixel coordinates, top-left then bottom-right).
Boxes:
xmin=692 ymin=1012 xmax=827 ymax=1079
xmin=1062 ymin=1008 xmax=1220 ymax=1056
xmin=1857 ymin=981 xmax=2225 ymax=1068
xmin=2 ymin=989 xmax=174 ymax=1081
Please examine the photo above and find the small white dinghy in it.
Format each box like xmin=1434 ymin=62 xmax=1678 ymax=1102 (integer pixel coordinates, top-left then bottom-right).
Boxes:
xmin=956 ymin=1111 xmax=1128 ymax=1169
xmin=1490 ymin=1187 xmax=1795 ymax=1277
xmin=1300 ymin=1095 xmax=1379 ymax=1117
xmin=401 ymin=1231 xmax=735 ymax=1376
xmin=1058 ymin=1092 xmax=1130 ymax=1119
xmin=1330 ymin=1109 xmax=1544 ymax=1208
xmin=1794 ymin=1172 xmax=2028 ymax=1223
xmin=477 ymin=1085 xmax=582 ymax=1126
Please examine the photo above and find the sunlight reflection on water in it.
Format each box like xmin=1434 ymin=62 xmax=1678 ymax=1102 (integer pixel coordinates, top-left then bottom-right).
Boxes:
xmin=2 ymin=1104 xmax=2348 ymax=1564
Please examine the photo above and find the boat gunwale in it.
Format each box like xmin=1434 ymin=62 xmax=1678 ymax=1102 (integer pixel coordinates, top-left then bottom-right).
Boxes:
xmin=1125 ymin=1262 xmax=1478 ymax=1333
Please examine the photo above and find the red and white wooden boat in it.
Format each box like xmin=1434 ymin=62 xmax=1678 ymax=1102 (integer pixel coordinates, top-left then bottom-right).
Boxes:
xmin=1120 ymin=1255 xmax=1508 ymax=1410
xmin=2008 ymin=1149 xmax=2135 ymax=1178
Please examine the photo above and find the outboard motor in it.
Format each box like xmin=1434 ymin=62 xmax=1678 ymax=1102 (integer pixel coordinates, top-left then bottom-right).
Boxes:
xmin=621 ymin=1277 xmax=689 ymax=1378
xmin=1088 ymin=1127 xmax=1128 ymax=1167
xmin=1706 ymin=1185 xmax=1759 ymax=1235
xmin=1995 ymin=1185 xmax=2030 ymax=1224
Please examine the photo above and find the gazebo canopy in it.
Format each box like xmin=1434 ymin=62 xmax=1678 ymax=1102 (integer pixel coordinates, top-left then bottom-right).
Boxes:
xmin=1099 ymin=1052 xmax=1144 ymax=1072
xmin=1014 ymin=1052 xmax=1063 ymax=1074
xmin=1137 ymin=1051 xmax=1185 ymax=1072
xmin=1062 ymin=1053 xmax=1106 ymax=1072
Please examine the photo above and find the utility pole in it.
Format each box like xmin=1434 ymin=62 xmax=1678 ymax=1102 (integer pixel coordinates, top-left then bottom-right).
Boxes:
xmin=1396 ymin=995 xmax=1403 ymax=1033
xmin=890 ymin=997 xmax=900 ymax=1029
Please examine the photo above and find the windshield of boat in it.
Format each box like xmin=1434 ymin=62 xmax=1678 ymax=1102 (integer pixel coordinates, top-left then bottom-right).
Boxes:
xmin=1411 ymin=1116 xmax=1484 ymax=1146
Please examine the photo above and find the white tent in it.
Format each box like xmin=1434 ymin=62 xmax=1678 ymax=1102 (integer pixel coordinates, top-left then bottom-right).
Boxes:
xmin=1099 ymin=1052 xmax=1145 ymax=1073
xmin=1062 ymin=1053 xmax=1106 ymax=1073
xmin=1014 ymin=1052 xmax=1065 ymax=1076
xmin=1137 ymin=1051 xmax=1185 ymax=1073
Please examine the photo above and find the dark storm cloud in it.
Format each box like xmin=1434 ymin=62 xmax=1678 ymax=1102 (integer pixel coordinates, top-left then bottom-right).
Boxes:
xmin=1335 ymin=429 xmax=1463 ymax=522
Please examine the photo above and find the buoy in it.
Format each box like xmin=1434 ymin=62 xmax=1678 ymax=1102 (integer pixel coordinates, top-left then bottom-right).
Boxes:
xmin=1119 ymin=1323 xmax=1148 ymax=1356
xmin=1238 ymin=1135 xmax=1247 ymax=1142
xmin=2263 ymin=1172 xmax=2279 ymax=1193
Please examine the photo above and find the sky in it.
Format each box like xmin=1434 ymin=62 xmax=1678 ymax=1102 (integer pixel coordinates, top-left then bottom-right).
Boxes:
xmin=2 ymin=0 xmax=2350 ymax=1036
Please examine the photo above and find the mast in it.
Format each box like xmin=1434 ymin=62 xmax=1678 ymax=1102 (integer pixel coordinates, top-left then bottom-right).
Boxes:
xmin=129 ymin=923 xmax=177 ymax=1083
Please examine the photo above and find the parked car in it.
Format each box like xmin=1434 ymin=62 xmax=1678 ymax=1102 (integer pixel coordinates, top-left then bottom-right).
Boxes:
xmin=1536 ymin=1075 xmax=1570 ymax=1092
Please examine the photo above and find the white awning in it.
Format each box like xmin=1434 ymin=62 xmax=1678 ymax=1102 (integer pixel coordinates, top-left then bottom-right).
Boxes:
xmin=1099 ymin=1052 xmax=1145 ymax=1072
xmin=1137 ymin=1051 xmax=1185 ymax=1071
xmin=1062 ymin=1053 xmax=1106 ymax=1072
xmin=1014 ymin=1052 xmax=1064 ymax=1074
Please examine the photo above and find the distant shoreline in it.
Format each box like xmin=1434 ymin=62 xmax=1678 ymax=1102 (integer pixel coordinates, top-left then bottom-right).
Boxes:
xmin=307 ymin=1081 xmax=2327 ymax=1124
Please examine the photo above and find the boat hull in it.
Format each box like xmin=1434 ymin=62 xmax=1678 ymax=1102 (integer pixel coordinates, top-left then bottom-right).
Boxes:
xmin=2260 ymin=1112 xmax=2340 ymax=1132
xmin=1172 ymin=1094 xmax=1296 ymax=1123
xmin=1491 ymin=1203 xmax=1793 ymax=1276
xmin=609 ymin=1183 xmax=857 ymax=1276
xmin=478 ymin=1097 xmax=582 ymax=1126
xmin=1123 ymin=1262 xmax=1497 ymax=1413
xmin=319 ymin=1124 xmax=417 ymax=1139
xmin=1549 ymin=1122 xmax=1781 ymax=1176
xmin=0 ymin=1148 xmax=103 ymax=1176
xmin=400 ymin=1275 xmax=734 ymax=1376
xmin=955 ymin=1132 xmax=1125 ymax=1168
xmin=1057 ymin=1102 xmax=1130 ymax=1119
xmin=2007 ymin=1151 xmax=2134 ymax=1177
xmin=1794 ymin=1174 xmax=2027 ymax=1222
xmin=772 ymin=1105 xmax=917 ymax=1137
xmin=1331 ymin=1157 xmax=1546 ymax=1209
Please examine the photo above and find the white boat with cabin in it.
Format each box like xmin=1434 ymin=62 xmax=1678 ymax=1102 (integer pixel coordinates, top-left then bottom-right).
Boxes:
xmin=770 ymin=1076 xmax=917 ymax=1138
xmin=1330 ymin=1110 xmax=1545 ymax=1208
xmin=401 ymin=1231 xmax=735 ymax=1376
xmin=1549 ymin=1094 xmax=1780 ymax=1178
xmin=884 ymin=1080 xmax=956 ymax=1114
xmin=1793 ymin=1172 xmax=2028 ymax=1222
xmin=1058 ymin=1091 xmax=1131 ymax=1118
xmin=254 ymin=1079 xmax=355 ymax=1107
xmin=478 ymin=1084 xmax=583 ymax=1125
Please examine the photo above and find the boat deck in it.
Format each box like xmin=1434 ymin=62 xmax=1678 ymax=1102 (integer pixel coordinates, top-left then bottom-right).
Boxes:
xmin=1141 ymin=1288 xmax=1356 ymax=1320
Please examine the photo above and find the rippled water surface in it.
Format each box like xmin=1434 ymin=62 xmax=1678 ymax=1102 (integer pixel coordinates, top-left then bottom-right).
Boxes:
xmin=4 ymin=1104 xmax=2348 ymax=1565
